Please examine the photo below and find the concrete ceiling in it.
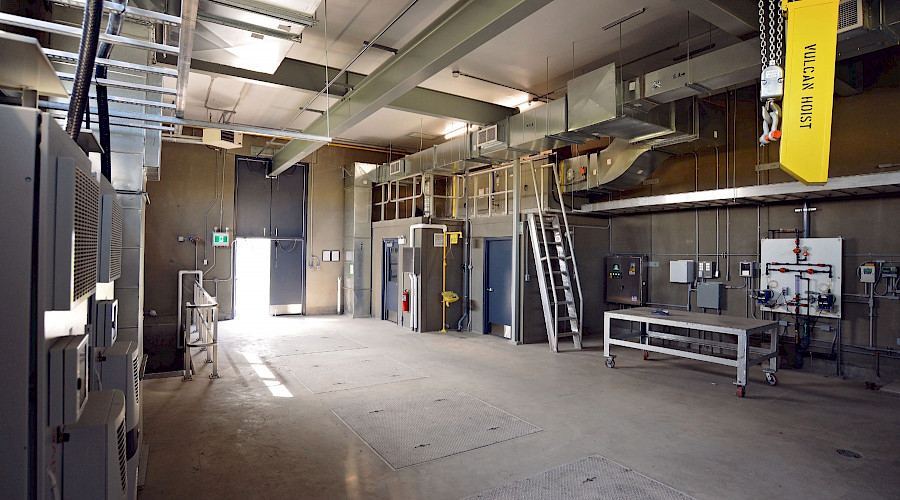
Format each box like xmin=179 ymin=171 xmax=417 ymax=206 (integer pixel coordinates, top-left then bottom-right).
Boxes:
xmin=169 ymin=0 xmax=747 ymax=152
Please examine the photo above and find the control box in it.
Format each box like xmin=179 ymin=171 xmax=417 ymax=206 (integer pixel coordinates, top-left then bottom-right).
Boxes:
xmin=697 ymin=282 xmax=725 ymax=309
xmin=669 ymin=260 xmax=695 ymax=283
xmin=605 ymin=256 xmax=645 ymax=305
xmin=859 ymin=263 xmax=876 ymax=283
xmin=882 ymin=266 xmax=899 ymax=278
xmin=697 ymin=261 xmax=717 ymax=279
xmin=740 ymin=261 xmax=759 ymax=277
xmin=49 ymin=334 xmax=89 ymax=428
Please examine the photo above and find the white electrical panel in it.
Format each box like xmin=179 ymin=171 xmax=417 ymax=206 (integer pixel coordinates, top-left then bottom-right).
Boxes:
xmin=331 ymin=250 xmax=340 ymax=262
xmin=63 ymin=389 xmax=128 ymax=500
xmin=859 ymin=263 xmax=876 ymax=283
xmin=669 ymin=260 xmax=695 ymax=283
xmin=93 ymin=299 xmax=118 ymax=348
xmin=760 ymin=237 xmax=843 ymax=318
xmin=49 ymin=334 xmax=89 ymax=427
xmin=322 ymin=250 xmax=331 ymax=262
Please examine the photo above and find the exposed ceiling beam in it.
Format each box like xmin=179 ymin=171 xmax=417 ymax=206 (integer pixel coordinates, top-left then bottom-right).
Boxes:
xmin=156 ymin=54 xmax=515 ymax=127
xmin=270 ymin=0 xmax=553 ymax=176
xmin=669 ymin=0 xmax=758 ymax=37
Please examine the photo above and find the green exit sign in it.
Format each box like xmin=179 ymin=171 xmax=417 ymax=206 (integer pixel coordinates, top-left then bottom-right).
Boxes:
xmin=212 ymin=232 xmax=230 ymax=247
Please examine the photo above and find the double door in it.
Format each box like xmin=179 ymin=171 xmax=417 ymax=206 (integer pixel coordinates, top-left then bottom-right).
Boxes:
xmin=235 ymin=157 xmax=308 ymax=313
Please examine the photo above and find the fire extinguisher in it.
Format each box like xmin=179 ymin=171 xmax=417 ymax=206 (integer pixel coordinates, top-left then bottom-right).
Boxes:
xmin=402 ymin=290 xmax=410 ymax=312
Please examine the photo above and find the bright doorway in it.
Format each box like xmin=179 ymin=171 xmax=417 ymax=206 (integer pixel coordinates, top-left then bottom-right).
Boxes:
xmin=234 ymin=238 xmax=271 ymax=318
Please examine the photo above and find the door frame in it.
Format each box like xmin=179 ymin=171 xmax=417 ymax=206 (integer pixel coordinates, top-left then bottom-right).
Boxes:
xmin=381 ymin=238 xmax=399 ymax=322
xmin=483 ymin=237 xmax=513 ymax=335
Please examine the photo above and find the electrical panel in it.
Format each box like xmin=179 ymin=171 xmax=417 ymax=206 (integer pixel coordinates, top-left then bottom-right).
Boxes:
xmin=697 ymin=261 xmax=717 ymax=279
xmin=740 ymin=261 xmax=759 ymax=277
xmin=882 ymin=266 xmax=899 ymax=278
xmin=669 ymin=260 xmax=695 ymax=283
xmin=63 ymin=389 xmax=128 ymax=500
xmin=93 ymin=299 xmax=118 ymax=348
xmin=760 ymin=237 xmax=843 ymax=318
xmin=859 ymin=263 xmax=876 ymax=283
xmin=97 ymin=175 xmax=123 ymax=283
xmin=605 ymin=256 xmax=645 ymax=305
xmin=49 ymin=334 xmax=89 ymax=428
xmin=100 ymin=342 xmax=141 ymax=449
xmin=697 ymin=282 xmax=725 ymax=309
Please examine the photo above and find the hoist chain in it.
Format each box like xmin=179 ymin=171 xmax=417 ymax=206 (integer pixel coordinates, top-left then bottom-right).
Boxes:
xmin=768 ymin=0 xmax=777 ymax=65
xmin=776 ymin=0 xmax=784 ymax=66
xmin=759 ymin=0 xmax=767 ymax=67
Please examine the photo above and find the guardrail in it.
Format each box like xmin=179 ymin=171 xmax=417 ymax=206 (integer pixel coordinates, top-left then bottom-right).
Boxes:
xmin=178 ymin=270 xmax=220 ymax=380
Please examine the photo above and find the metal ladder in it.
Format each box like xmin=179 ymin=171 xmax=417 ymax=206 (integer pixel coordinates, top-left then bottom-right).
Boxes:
xmin=527 ymin=163 xmax=583 ymax=352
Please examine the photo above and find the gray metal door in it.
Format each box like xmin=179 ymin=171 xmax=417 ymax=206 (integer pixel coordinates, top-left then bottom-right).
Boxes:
xmin=382 ymin=239 xmax=399 ymax=321
xmin=269 ymin=163 xmax=307 ymax=238
xmin=234 ymin=157 xmax=272 ymax=237
xmin=485 ymin=238 xmax=513 ymax=333
xmin=270 ymin=239 xmax=306 ymax=313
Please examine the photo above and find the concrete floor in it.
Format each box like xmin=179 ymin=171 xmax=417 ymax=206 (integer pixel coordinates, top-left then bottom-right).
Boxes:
xmin=140 ymin=316 xmax=900 ymax=499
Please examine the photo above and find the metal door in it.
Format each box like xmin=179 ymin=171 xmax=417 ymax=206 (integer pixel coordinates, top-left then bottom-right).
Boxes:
xmin=234 ymin=157 xmax=272 ymax=237
xmin=485 ymin=238 xmax=513 ymax=333
xmin=382 ymin=239 xmax=399 ymax=322
xmin=269 ymin=163 xmax=307 ymax=238
xmin=270 ymin=239 xmax=306 ymax=314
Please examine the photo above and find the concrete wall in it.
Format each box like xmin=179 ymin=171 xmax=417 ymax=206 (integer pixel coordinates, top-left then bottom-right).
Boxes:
xmin=595 ymin=50 xmax=900 ymax=379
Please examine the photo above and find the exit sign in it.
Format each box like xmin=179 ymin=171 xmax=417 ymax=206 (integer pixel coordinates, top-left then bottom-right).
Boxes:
xmin=212 ymin=232 xmax=230 ymax=247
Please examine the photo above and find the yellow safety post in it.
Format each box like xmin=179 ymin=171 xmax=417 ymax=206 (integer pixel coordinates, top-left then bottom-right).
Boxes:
xmin=441 ymin=231 xmax=462 ymax=332
xmin=779 ymin=0 xmax=840 ymax=185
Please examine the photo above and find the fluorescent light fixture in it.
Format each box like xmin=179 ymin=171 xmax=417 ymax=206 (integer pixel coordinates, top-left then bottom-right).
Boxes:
xmin=602 ymin=8 xmax=646 ymax=30
xmin=444 ymin=127 xmax=467 ymax=140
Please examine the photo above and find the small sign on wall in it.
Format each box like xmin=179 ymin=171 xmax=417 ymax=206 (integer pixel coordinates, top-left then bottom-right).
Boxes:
xmin=322 ymin=250 xmax=341 ymax=262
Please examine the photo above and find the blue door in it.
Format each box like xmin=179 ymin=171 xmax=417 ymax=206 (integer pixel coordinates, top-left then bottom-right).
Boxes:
xmin=485 ymin=238 xmax=513 ymax=333
xmin=382 ymin=239 xmax=400 ymax=322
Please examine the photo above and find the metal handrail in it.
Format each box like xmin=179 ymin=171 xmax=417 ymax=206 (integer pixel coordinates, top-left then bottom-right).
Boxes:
xmin=179 ymin=271 xmax=220 ymax=380
xmin=530 ymin=164 xmax=560 ymax=344
xmin=549 ymin=163 xmax=584 ymax=337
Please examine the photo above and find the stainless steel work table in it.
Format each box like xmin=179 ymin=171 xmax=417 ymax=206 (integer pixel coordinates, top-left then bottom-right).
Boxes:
xmin=603 ymin=307 xmax=779 ymax=397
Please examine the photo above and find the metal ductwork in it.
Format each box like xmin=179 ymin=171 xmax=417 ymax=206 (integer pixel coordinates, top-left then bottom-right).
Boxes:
xmin=835 ymin=0 xmax=900 ymax=60
xmin=561 ymin=139 xmax=671 ymax=194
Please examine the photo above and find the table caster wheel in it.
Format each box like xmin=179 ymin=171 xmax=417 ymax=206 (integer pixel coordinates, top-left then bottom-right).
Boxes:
xmin=605 ymin=357 xmax=615 ymax=368
xmin=765 ymin=372 xmax=778 ymax=386
xmin=642 ymin=351 xmax=649 ymax=360
xmin=736 ymin=385 xmax=747 ymax=398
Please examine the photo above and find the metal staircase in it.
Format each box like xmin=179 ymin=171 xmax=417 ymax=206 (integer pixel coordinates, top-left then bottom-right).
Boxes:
xmin=527 ymin=164 xmax=583 ymax=352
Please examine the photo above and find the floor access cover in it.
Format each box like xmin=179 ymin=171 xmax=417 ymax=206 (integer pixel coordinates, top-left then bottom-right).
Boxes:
xmin=333 ymin=389 xmax=542 ymax=469
xmin=466 ymin=455 xmax=693 ymax=500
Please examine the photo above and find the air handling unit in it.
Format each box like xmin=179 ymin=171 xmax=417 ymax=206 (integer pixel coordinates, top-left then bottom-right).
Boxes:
xmin=202 ymin=129 xmax=243 ymax=149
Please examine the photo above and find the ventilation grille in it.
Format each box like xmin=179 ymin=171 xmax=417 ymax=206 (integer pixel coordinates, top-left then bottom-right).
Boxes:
xmin=145 ymin=166 xmax=161 ymax=182
xmin=116 ymin=419 xmax=127 ymax=492
xmin=132 ymin=354 xmax=140 ymax=405
xmin=838 ymin=0 xmax=861 ymax=31
xmin=109 ymin=200 xmax=123 ymax=281
xmin=73 ymin=166 xmax=99 ymax=303
xmin=221 ymin=130 xmax=235 ymax=143
xmin=476 ymin=125 xmax=498 ymax=147
xmin=389 ymin=160 xmax=405 ymax=175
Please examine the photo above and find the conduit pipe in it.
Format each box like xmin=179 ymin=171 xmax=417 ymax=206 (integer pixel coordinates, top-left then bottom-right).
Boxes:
xmin=66 ymin=0 xmax=103 ymax=141
xmin=95 ymin=0 xmax=127 ymax=180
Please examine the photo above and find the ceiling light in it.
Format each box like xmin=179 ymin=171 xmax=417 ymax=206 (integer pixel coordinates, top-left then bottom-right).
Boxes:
xmin=602 ymin=8 xmax=646 ymax=30
xmin=444 ymin=126 xmax=468 ymax=140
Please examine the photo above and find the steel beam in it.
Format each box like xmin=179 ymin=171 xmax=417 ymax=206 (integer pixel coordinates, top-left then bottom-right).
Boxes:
xmin=668 ymin=0 xmax=758 ymax=37
xmin=155 ymin=53 xmax=515 ymax=124
xmin=0 ymin=13 xmax=178 ymax=53
xmin=270 ymin=0 xmax=551 ymax=175
xmin=38 ymin=100 xmax=332 ymax=142
xmin=44 ymin=48 xmax=178 ymax=76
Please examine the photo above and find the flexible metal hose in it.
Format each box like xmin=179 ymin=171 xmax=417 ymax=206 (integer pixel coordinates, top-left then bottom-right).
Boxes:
xmin=66 ymin=0 xmax=104 ymax=142
xmin=95 ymin=0 xmax=128 ymax=180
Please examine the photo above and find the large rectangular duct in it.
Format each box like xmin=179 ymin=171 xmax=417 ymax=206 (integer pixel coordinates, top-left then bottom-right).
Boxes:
xmin=643 ymin=38 xmax=760 ymax=104
xmin=343 ymin=162 xmax=375 ymax=318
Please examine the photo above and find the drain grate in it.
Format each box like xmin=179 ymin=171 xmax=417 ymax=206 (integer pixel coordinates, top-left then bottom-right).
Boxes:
xmin=333 ymin=389 xmax=542 ymax=469
xmin=465 ymin=455 xmax=693 ymax=500
xmin=836 ymin=449 xmax=862 ymax=459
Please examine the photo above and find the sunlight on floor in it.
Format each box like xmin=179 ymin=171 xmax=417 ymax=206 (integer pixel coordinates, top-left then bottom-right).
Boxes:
xmin=241 ymin=350 xmax=292 ymax=398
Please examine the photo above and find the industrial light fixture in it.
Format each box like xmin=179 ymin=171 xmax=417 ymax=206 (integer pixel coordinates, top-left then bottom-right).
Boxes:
xmin=602 ymin=8 xmax=646 ymax=30
xmin=207 ymin=0 xmax=318 ymax=27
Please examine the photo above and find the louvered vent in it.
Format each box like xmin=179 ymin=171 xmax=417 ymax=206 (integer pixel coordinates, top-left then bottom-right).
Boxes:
xmin=73 ymin=166 xmax=99 ymax=303
xmin=110 ymin=200 xmax=123 ymax=281
xmin=838 ymin=0 xmax=861 ymax=31
xmin=132 ymin=355 xmax=140 ymax=405
xmin=145 ymin=166 xmax=161 ymax=182
xmin=477 ymin=125 xmax=498 ymax=147
xmin=116 ymin=419 xmax=127 ymax=492
xmin=221 ymin=130 xmax=235 ymax=143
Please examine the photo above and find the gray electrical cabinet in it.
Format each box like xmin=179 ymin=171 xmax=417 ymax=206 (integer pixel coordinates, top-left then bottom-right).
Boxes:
xmin=697 ymin=282 xmax=725 ymax=310
xmin=605 ymin=256 xmax=645 ymax=305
